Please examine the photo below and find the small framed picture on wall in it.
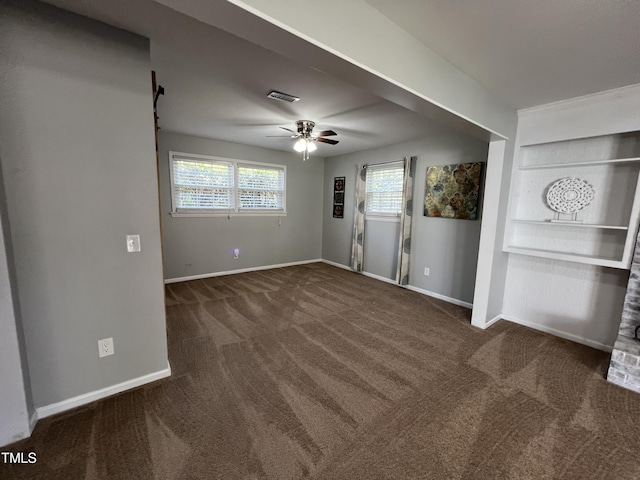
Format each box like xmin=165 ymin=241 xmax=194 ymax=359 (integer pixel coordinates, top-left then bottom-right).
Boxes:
xmin=333 ymin=176 xmax=345 ymax=218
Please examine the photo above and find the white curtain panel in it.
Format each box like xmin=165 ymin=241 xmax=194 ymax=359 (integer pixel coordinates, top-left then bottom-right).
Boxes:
xmin=396 ymin=156 xmax=416 ymax=285
xmin=350 ymin=164 xmax=367 ymax=272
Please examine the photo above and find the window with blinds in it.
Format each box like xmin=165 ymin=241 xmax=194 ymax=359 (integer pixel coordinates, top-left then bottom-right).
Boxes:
xmin=169 ymin=152 xmax=286 ymax=215
xmin=172 ymin=157 xmax=234 ymax=210
xmin=238 ymin=164 xmax=285 ymax=211
xmin=365 ymin=163 xmax=404 ymax=216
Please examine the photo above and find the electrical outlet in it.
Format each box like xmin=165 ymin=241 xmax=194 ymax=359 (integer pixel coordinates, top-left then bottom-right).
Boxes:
xmin=424 ymin=267 xmax=430 ymax=276
xmin=126 ymin=234 xmax=141 ymax=253
xmin=98 ymin=338 xmax=114 ymax=358
xmin=232 ymin=248 xmax=239 ymax=259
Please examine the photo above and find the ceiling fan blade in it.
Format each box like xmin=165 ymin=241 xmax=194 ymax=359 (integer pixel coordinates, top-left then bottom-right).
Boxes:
xmin=316 ymin=130 xmax=337 ymax=137
xmin=316 ymin=137 xmax=339 ymax=145
xmin=266 ymin=135 xmax=297 ymax=137
xmin=279 ymin=127 xmax=297 ymax=134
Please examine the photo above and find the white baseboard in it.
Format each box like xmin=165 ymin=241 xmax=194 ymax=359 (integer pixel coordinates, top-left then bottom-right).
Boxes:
xmin=321 ymin=258 xmax=470 ymax=310
xmin=319 ymin=259 xmax=473 ymax=309
xmin=28 ymin=410 xmax=38 ymax=433
xmin=36 ymin=363 xmax=172 ymax=420
xmin=403 ymin=285 xmax=473 ymax=309
xmin=361 ymin=270 xmax=398 ymax=285
xmin=501 ymin=314 xmax=613 ymax=352
xmin=319 ymin=262 xmax=612 ymax=352
xmin=164 ymin=259 xmax=323 ymax=284
xmin=320 ymin=259 xmax=352 ymax=271
xmin=479 ymin=314 xmax=503 ymax=330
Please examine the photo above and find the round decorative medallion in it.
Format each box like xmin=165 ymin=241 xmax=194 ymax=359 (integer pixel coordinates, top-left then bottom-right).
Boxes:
xmin=545 ymin=177 xmax=595 ymax=214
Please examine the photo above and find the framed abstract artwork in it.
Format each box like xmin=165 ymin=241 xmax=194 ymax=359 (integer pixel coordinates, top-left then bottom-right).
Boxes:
xmin=424 ymin=162 xmax=483 ymax=220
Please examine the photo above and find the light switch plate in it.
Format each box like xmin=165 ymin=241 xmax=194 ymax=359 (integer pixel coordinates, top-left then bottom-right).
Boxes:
xmin=126 ymin=234 xmax=141 ymax=253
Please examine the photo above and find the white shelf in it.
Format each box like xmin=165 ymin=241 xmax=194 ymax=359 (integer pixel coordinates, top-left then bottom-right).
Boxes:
xmin=511 ymin=220 xmax=628 ymax=230
xmin=519 ymin=157 xmax=640 ymax=170
xmin=505 ymin=246 xmax=627 ymax=269
xmin=504 ymin=130 xmax=640 ymax=269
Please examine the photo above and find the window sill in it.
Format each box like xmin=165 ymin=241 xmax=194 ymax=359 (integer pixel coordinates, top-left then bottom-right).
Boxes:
xmin=170 ymin=211 xmax=287 ymax=218
xmin=365 ymin=215 xmax=401 ymax=223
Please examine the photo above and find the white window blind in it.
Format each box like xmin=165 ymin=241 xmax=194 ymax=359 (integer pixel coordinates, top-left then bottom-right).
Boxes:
xmin=365 ymin=163 xmax=404 ymax=216
xmin=172 ymin=157 xmax=234 ymax=210
xmin=169 ymin=152 xmax=287 ymax=215
xmin=237 ymin=164 xmax=285 ymax=211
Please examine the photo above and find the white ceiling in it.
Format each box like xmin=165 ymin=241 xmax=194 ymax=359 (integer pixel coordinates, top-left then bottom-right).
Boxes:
xmin=367 ymin=0 xmax=640 ymax=109
xmin=42 ymin=0 xmax=640 ymax=153
xmin=42 ymin=0 xmax=445 ymax=157
xmin=151 ymin=35 xmax=441 ymax=157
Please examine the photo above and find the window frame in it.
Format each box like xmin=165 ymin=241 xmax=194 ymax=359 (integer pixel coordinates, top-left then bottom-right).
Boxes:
xmin=364 ymin=161 xmax=405 ymax=219
xmin=169 ymin=151 xmax=287 ymax=217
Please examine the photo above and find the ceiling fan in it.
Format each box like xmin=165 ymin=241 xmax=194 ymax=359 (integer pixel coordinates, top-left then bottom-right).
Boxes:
xmin=268 ymin=120 xmax=339 ymax=161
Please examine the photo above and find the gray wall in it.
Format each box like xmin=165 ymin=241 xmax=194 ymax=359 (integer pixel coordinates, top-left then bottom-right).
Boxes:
xmin=0 ymin=160 xmax=33 ymax=446
xmin=363 ymin=220 xmax=400 ymax=280
xmin=158 ymin=132 xmax=324 ymax=279
xmin=323 ymin=130 xmax=488 ymax=304
xmin=0 ymin=2 xmax=168 ymax=408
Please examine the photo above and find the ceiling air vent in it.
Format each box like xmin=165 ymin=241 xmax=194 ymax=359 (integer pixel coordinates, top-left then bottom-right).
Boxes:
xmin=267 ymin=90 xmax=300 ymax=103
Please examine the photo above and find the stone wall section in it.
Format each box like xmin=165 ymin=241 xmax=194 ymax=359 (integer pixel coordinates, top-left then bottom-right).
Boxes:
xmin=608 ymin=240 xmax=640 ymax=393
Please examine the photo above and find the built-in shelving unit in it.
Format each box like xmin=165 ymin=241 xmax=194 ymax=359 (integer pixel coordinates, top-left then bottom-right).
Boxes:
xmin=511 ymin=220 xmax=628 ymax=230
xmin=518 ymin=157 xmax=640 ymax=170
xmin=504 ymin=131 xmax=640 ymax=269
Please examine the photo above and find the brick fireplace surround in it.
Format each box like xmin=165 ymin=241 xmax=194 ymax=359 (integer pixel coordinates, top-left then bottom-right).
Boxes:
xmin=608 ymin=238 xmax=640 ymax=393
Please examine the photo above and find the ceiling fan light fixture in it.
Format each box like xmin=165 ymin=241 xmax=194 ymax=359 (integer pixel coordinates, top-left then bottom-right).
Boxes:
xmin=270 ymin=120 xmax=338 ymax=159
xmin=306 ymin=140 xmax=317 ymax=152
xmin=293 ymin=138 xmax=307 ymax=152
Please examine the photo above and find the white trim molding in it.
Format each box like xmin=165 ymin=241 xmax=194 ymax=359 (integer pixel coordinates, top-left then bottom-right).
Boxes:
xmin=518 ymin=83 xmax=640 ymax=116
xmin=403 ymin=285 xmax=473 ymax=309
xmin=319 ymin=259 xmax=473 ymax=309
xmin=361 ymin=270 xmax=397 ymax=285
xmin=164 ymin=259 xmax=323 ymax=284
xmin=28 ymin=411 xmax=38 ymax=433
xmin=501 ymin=314 xmax=613 ymax=352
xmin=170 ymin=212 xmax=287 ymax=218
xmin=480 ymin=314 xmax=503 ymax=330
xmin=36 ymin=364 xmax=171 ymax=420
xmin=471 ymin=139 xmax=507 ymax=328
xmin=320 ymin=259 xmax=352 ymax=271
xmin=364 ymin=215 xmax=401 ymax=223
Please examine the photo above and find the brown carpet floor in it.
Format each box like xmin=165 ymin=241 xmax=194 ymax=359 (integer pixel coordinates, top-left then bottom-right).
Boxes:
xmin=3 ymin=262 xmax=640 ymax=479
